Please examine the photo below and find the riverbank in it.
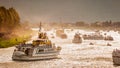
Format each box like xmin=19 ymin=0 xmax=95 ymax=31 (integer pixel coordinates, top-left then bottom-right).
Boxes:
xmin=0 ymin=30 xmax=32 ymax=48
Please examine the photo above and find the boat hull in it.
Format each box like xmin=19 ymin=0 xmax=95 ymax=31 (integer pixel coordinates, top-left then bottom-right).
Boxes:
xmin=72 ymin=38 xmax=82 ymax=43
xmin=12 ymin=51 xmax=60 ymax=61
xmin=112 ymin=56 xmax=120 ymax=65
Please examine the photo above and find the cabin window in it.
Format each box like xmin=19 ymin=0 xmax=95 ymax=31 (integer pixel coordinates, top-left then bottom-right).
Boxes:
xmin=25 ymin=48 xmax=29 ymax=55
xmin=38 ymin=49 xmax=44 ymax=52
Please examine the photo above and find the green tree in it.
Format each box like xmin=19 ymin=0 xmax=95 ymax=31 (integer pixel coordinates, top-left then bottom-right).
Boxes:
xmin=0 ymin=6 xmax=20 ymax=32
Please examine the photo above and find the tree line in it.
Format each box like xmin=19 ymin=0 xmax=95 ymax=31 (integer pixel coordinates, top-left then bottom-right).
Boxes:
xmin=40 ymin=20 xmax=120 ymax=30
xmin=0 ymin=6 xmax=20 ymax=32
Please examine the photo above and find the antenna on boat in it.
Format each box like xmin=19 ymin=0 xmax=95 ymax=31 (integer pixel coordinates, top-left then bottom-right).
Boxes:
xmin=39 ymin=22 xmax=42 ymax=32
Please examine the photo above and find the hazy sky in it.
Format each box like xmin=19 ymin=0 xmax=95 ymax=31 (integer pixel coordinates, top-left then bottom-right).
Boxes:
xmin=0 ymin=0 xmax=120 ymax=23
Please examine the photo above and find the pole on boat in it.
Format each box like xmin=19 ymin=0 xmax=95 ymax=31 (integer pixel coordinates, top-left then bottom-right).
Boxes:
xmin=39 ymin=22 xmax=42 ymax=32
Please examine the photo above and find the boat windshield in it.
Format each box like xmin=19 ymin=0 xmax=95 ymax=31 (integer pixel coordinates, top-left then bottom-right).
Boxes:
xmin=32 ymin=39 xmax=51 ymax=45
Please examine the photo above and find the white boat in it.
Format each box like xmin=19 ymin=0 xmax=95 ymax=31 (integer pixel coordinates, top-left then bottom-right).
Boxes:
xmin=12 ymin=39 xmax=61 ymax=61
xmin=12 ymin=22 xmax=61 ymax=61
xmin=72 ymin=33 xmax=82 ymax=43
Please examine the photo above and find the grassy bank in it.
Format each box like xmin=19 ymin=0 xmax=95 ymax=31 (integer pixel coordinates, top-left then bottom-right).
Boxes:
xmin=0 ymin=30 xmax=32 ymax=48
xmin=0 ymin=36 xmax=30 ymax=48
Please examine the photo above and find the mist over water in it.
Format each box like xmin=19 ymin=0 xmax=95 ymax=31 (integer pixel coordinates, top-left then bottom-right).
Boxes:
xmin=0 ymin=28 xmax=120 ymax=68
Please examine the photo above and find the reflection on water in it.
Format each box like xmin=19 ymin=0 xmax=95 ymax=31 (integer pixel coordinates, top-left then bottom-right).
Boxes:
xmin=0 ymin=29 xmax=120 ymax=68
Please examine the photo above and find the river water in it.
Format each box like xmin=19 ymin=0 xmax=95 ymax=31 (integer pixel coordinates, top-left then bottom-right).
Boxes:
xmin=0 ymin=29 xmax=120 ymax=68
